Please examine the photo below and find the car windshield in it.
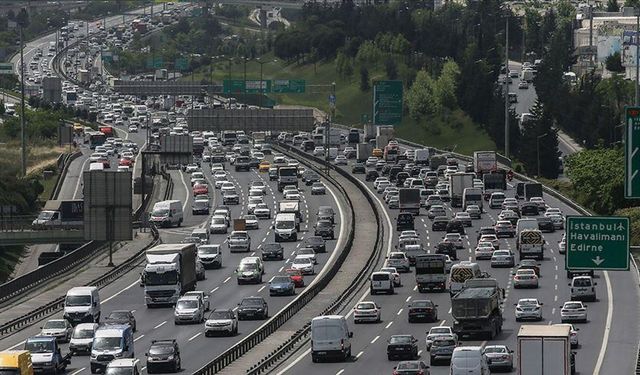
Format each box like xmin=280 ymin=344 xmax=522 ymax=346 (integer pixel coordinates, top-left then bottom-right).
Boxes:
xmin=177 ymin=300 xmax=198 ymax=309
xmin=241 ymin=299 xmax=263 ymax=307
xmin=93 ymin=337 xmax=122 ymax=350
xmin=238 ymin=264 xmax=257 ymax=271
xmin=312 ymin=325 xmax=342 ymax=340
xmin=199 ymin=246 xmax=219 ymax=255
xmin=298 ymin=249 xmax=314 ymax=256
xmin=73 ymin=328 xmax=94 ymax=339
xmin=484 ymin=346 xmax=507 ymax=354
xmin=276 ymin=221 xmax=295 ymax=229
xmin=357 ymin=303 xmax=376 ymax=310
xmin=44 ymin=320 xmax=66 ymax=329
xmin=105 ymin=368 xmax=133 ymax=375
xmin=397 ymin=362 xmax=420 ymax=370
xmin=519 ymin=300 xmax=538 ymax=306
xmin=573 ymin=278 xmax=591 ymax=287
xmin=389 ymin=253 xmax=405 ymax=259
xmin=66 ymin=295 xmax=91 ymax=306
xmin=390 ymin=336 xmax=413 ymax=344
xmin=25 ymin=340 xmax=54 ymax=353
xmin=430 ymin=328 xmax=450 ymax=335
xmin=434 ymin=338 xmax=456 ymax=346
xmin=149 ymin=345 xmax=174 ymax=355
xmin=293 ymin=258 xmax=310 ymax=265
xmin=272 ymin=276 xmax=290 ymax=284
xmin=263 ymin=244 xmax=281 ymax=251
xmin=307 ymin=237 xmax=323 ymax=245
xmin=209 ymin=311 xmax=234 ymax=320
xmin=564 ymin=303 xmax=582 ymax=309
xmin=412 ymin=301 xmax=431 ymax=308
xmin=151 ymin=208 xmax=169 ymax=217
xmin=107 ymin=312 xmax=129 ymax=319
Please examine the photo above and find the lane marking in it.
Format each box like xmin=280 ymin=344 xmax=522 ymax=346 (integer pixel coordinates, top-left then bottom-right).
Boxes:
xmin=371 ymin=335 xmax=380 ymax=344
xmin=336 ymin=370 xmax=345 ymax=375
xmin=154 ymin=321 xmax=166 ymax=329
xmin=73 ymin=154 xmax=90 ymax=198
xmin=385 ymin=321 xmax=393 ymax=329
xmin=258 ymin=286 xmax=265 ymax=292
xmin=103 ymin=279 xmax=139 ymax=303
xmin=356 ymin=351 xmax=364 ymax=358
xmin=70 ymin=368 xmax=86 ymax=375
xmin=188 ymin=332 xmax=201 ymax=341
xmin=224 ymin=277 xmax=231 ymax=283
xmin=593 ymin=271 xmax=613 ymax=375
xmin=134 ymin=334 xmax=145 ymax=342
xmin=210 ymin=286 xmax=219 ymax=293
xmin=397 ymin=308 xmax=403 ymax=316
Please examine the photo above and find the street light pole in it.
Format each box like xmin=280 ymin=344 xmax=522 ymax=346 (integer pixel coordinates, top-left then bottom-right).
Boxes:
xmin=537 ymin=133 xmax=548 ymax=177
xmin=636 ymin=8 xmax=639 ymax=106
xmin=19 ymin=19 xmax=26 ymax=177
xmin=504 ymin=15 xmax=510 ymax=159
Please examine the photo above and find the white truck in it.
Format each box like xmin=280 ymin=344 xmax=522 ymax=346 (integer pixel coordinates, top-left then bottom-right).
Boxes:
xmin=415 ymin=254 xmax=447 ymax=292
xmin=278 ymin=200 xmax=302 ymax=223
xmin=414 ymin=149 xmax=430 ymax=165
xmin=356 ymin=143 xmax=373 ymax=162
xmin=473 ymin=151 xmax=497 ymax=178
xmin=448 ymin=172 xmax=475 ymax=208
xmin=143 ymin=244 xmax=197 ymax=307
xmin=517 ymin=229 xmax=545 ymax=260
xmin=32 ymin=200 xmax=84 ymax=229
xmin=364 ymin=123 xmax=376 ymax=141
xmin=517 ymin=325 xmax=572 ymax=375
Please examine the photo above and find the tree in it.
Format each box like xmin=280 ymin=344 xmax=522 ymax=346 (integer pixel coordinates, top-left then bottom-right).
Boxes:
xmin=517 ymin=100 xmax=560 ymax=178
xmin=607 ymin=0 xmax=620 ymax=11
xmin=434 ymin=60 xmax=460 ymax=110
xmin=359 ymin=66 xmax=370 ymax=91
xmin=385 ymin=57 xmax=398 ymax=79
xmin=605 ymin=52 xmax=624 ymax=73
xmin=406 ymin=70 xmax=438 ymax=120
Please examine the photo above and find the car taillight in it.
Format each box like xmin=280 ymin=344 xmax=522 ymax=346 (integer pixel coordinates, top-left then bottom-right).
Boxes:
xmin=514 ymin=276 xmax=520 ymax=280
xmin=392 ymin=371 xmax=400 ymax=375
xmin=341 ymin=339 xmax=344 ymax=350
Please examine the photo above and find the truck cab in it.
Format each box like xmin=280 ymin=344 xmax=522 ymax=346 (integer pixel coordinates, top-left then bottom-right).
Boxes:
xmin=24 ymin=336 xmax=70 ymax=374
xmin=104 ymin=359 xmax=142 ymax=375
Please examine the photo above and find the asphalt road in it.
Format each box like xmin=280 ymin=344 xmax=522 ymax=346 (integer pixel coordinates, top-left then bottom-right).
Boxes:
xmin=0 ymin=152 xmax=345 ymax=375
xmin=275 ymin=144 xmax=639 ymax=375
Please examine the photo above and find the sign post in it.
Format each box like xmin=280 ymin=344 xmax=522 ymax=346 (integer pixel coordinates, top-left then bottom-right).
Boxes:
xmin=625 ymin=106 xmax=640 ymax=198
xmin=373 ymin=80 xmax=403 ymax=126
xmin=565 ymin=216 xmax=630 ymax=271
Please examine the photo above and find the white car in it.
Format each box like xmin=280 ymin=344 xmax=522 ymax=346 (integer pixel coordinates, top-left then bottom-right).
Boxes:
xmin=454 ymin=212 xmax=472 ymax=227
xmin=426 ymin=326 xmax=457 ymax=351
xmin=514 ymin=298 xmax=543 ymax=321
xmin=513 ymin=269 xmax=539 ymax=288
xmin=386 ymin=252 xmax=410 ymax=273
xmin=399 ymin=230 xmax=419 ymax=240
xmin=313 ymin=146 xmax=325 ymax=156
xmin=491 ymin=250 xmax=515 ymax=267
xmin=555 ymin=323 xmax=579 ymax=348
xmin=366 ymin=156 xmax=378 ymax=167
xmin=242 ymin=215 xmax=259 ymax=230
xmin=220 ymin=182 xmax=235 ymax=194
xmin=373 ymin=177 xmax=389 ymax=190
xmin=443 ymin=255 xmax=453 ymax=273
xmin=204 ymin=309 xmax=238 ymax=336
xmin=466 ymin=205 xmax=481 ymax=219
xmin=479 ymin=234 xmax=500 ymax=249
xmin=184 ymin=291 xmax=210 ymax=311
xmin=190 ymin=172 xmax=206 ymax=185
xmin=334 ymin=155 xmax=348 ymax=165
xmin=530 ymin=197 xmax=547 ymax=210
xmin=546 ymin=214 xmax=565 ymax=229
xmin=380 ymin=267 xmax=402 ymax=287
xmin=353 ymin=301 xmax=381 ymax=324
xmin=247 ymin=196 xmax=264 ymax=214
xmin=284 ymin=190 xmax=301 ymax=201
xmin=501 ymin=198 xmax=518 ymax=209
xmin=128 ymin=125 xmax=138 ymax=133
xmin=296 ymin=248 xmax=317 ymax=264
xmin=253 ymin=203 xmax=271 ymax=219
xmin=474 ymin=242 xmax=495 ymax=260
xmin=250 ymin=181 xmax=267 ymax=195
xmin=291 ymin=256 xmax=315 ymax=275
xmin=560 ymin=301 xmax=588 ymax=323
xmin=40 ymin=319 xmax=73 ymax=342
xmin=443 ymin=233 xmax=464 ymax=249
xmin=545 ymin=207 xmax=562 ymax=216
xmin=376 ymin=181 xmax=390 ymax=193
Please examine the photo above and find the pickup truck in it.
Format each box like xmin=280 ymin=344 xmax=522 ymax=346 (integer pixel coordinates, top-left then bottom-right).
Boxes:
xmin=24 ymin=336 xmax=71 ymax=374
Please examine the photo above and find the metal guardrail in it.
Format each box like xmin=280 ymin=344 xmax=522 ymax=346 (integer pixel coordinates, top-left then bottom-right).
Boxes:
xmin=243 ymin=144 xmax=387 ymax=375
xmin=193 ymin=145 xmax=359 ymax=375
xmin=50 ymin=151 xmax=82 ymax=200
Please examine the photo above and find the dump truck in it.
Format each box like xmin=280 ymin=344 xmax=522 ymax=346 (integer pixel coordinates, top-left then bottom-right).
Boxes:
xmin=399 ymin=188 xmax=421 ymax=215
xmin=517 ymin=325 xmax=572 ymax=375
xmin=143 ymin=244 xmax=197 ymax=307
xmin=524 ymin=183 xmax=543 ymax=201
xmin=415 ymin=254 xmax=447 ymax=292
xmin=32 ymin=200 xmax=84 ymax=229
xmin=24 ymin=336 xmax=70 ymax=374
xmin=0 ymin=350 xmax=34 ymax=375
xmin=448 ymin=172 xmax=475 ymax=208
xmin=451 ymin=278 xmax=503 ymax=339
xmin=473 ymin=151 xmax=497 ymax=178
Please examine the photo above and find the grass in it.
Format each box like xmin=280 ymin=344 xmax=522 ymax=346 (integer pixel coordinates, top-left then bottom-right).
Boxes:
xmin=0 ymin=140 xmax=64 ymax=178
xmin=192 ymin=55 xmax=496 ymax=154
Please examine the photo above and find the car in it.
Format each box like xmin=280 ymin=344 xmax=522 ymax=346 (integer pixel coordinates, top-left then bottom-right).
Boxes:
xmin=513 ymin=269 xmax=539 ymax=288
xmin=454 ymin=212 xmax=472 ymax=227
xmin=494 ymin=220 xmax=515 ymax=237
xmin=304 ymin=172 xmax=321 ymax=185
xmin=192 ymin=183 xmax=208 ymax=196
xmin=429 ymin=334 xmax=458 ymax=365
xmin=258 ymin=161 xmax=271 ymax=172
xmin=380 ymin=267 xmax=402 ymax=287
xmin=204 ymin=309 xmax=238 ymax=337
xmin=407 ymin=299 xmax=438 ymax=323
xmin=388 ymin=196 xmax=400 ymax=209
xmin=545 ymin=207 xmax=562 ymax=216
xmin=209 ymin=215 xmax=228 ymax=234
xmin=530 ymin=196 xmax=547 ymax=210
xmin=284 ymin=268 xmax=305 ymax=287
xmin=498 ymin=209 xmax=520 ymax=225
xmin=559 ymin=235 xmax=567 ymax=254
xmin=261 ymin=242 xmax=284 ymax=260
xmin=425 ymin=326 xmax=457 ymax=351
xmin=313 ymin=146 xmax=325 ymax=156
xmin=483 ymin=345 xmax=514 ymax=372
xmin=365 ymin=170 xmax=379 ymax=181
xmin=314 ymin=219 xmax=334 ymax=239
xmin=192 ymin=199 xmax=210 ymax=215
xmin=427 ymin=205 xmax=446 ymax=219
xmin=537 ymin=216 xmax=555 ymax=232
xmin=443 ymin=233 xmax=464 ymax=249
xmin=392 ymin=360 xmax=430 ymax=375
xmin=353 ymin=301 xmax=381 ymax=324
xmin=352 ymin=163 xmax=366 ymax=174
xmin=190 ymin=172 xmax=205 ymax=185
xmin=547 ymin=213 xmax=565 ymax=229
xmin=311 ymin=182 xmax=326 ymax=195
xmin=128 ymin=124 xmax=138 ymax=132
xmin=253 ymin=203 xmax=271 ymax=219
xmin=386 ymin=251 xmax=411 ymax=273
xmin=305 ymin=236 xmax=326 ymax=253
xmin=479 ymin=234 xmax=499 ymax=249
xmin=291 ymin=256 xmax=315 ymax=275
xmin=237 ymin=296 xmax=268 ymax=320
xmin=387 ymin=335 xmax=419 ymax=361
xmin=174 ymin=295 xmax=205 ymax=324
xmin=242 ymin=214 xmax=259 ymax=230
xmin=146 ymin=339 xmax=181 ymax=373
xmin=334 ymin=155 xmax=348 ymax=165
xmin=490 ymin=250 xmax=515 ymax=267
xmin=514 ymin=298 xmax=543 ymax=321
xmin=198 ymin=245 xmax=222 ymax=269
xmin=569 ymin=276 xmax=597 ymax=301
xmin=269 ymin=275 xmax=296 ymax=296
xmin=465 ymin=204 xmax=481 ymax=219
xmin=560 ymin=301 xmax=588 ymax=323
xmin=40 ymin=319 xmax=73 ymax=342
xmin=297 ymin=248 xmax=318 ymax=264
xmin=555 ymin=323 xmax=580 ymax=348
xmin=104 ymin=310 xmax=137 ymax=331
xmin=474 ymin=242 xmax=495 ymax=260
xmin=518 ymin=259 xmax=541 ymax=276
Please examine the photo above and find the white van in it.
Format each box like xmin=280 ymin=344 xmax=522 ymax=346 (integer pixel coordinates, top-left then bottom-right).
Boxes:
xmin=274 ymin=213 xmax=298 ymax=242
xmin=311 ymin=315 xmax=353 ymax=362
xmin=370 ymin=271 xmax=394 ymax=295
xmin=150 ymin=200 xmax=183 ymax=227
xmin=516 ymin=218 xmax=539 ymax=234
xmin=569 ymin=276 xmax=597 ymax=301
xmin=89 ymin=162 xmax=104 ymax=171
xmin=64 ymin=286 xmax=101 ymax=324
xmin=489 ymin=192 xmax=506 ymax=209
xmin=449 ymin=262 xmax=482 ymax=295
xmin=90 ymin=325 xmax=135 ymax=373
xmin=69 ymin=323 xmax=99 ymax=355
xmin=450 ymin=346 xmax=490 ymax=375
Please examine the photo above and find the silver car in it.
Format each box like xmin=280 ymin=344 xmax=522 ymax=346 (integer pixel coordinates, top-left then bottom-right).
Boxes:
xmin=228 ymin=231 xmax=251 ymax=252
xmin=174 ymin=296 xmax=205 ymax=324
xmin=491 ymin=250 xmax=515 ymax=267
xmin=514 ymin=298 xmax=543 ymax=321
xmin=483 ymin=345 xmax=514 ymax=371
xmin=40 ymin=319 xmax=73 ymax=342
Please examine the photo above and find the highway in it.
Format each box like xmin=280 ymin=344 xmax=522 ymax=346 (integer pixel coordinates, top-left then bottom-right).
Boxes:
xmin=0 ymin=150 xmax=347 ymax=375
xmin=274 ymin=143 xmax=639 ymax=375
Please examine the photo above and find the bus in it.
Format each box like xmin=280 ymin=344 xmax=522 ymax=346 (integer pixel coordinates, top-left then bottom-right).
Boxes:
xmin=449 ymin=261 xmax=483 ymax=296
xmin=85 ymin=131 xmax=106 ymax=149
xmin=384 ymin=143 xmax=399 ymax=162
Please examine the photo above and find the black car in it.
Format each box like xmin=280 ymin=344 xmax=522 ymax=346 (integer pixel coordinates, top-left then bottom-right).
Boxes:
xmin=537 ymin=217 xmax=555 ymax=232
xmin=146 ymin=339 xmax=181 ymax=373
xmin=520 ymin=203 xmax=539 ymax=216
xmin=352 ymin=163 xmax=366 ymax=174
xmin=365 ymin=170 xmax=379 ymax=181
xmin=317 ymin=206 xmax=336 ymax=224
xmin=268 ymin=168 xmax=278 ymax=181
xmin=435 ymin=241 xmax=457 ymax=260
xmin=237 ymin=296 xmax=268 ymax=320
xmin=388 ymin=166 xmax=403 ymax=182
xmin=314 ymin=219 xmax=335 ymax=239
xmin=191 ymin=200 xmax=210 ymax=215
xmin=305 ymin=235 xmax=327 ymax=253
xmin=396 ymin=213 xmax=415 ymax=231
xmin=305 ymin=173 xmax=320 ymax=186
xmin=396 ymin=172 xmax=410 ymax=187
xmin=261 ymin=243 xmax=284 ymax=260
xmin=381 ymin=164 xmax=393 ymax=176
xmin=387 ymin=335 xmax=419 ymax=361
xmin=104 ymin=310 xmax=137 ymax=331
xmin=431 ymin=217 xmax=448 ymax=231
xmin=445 ymin=220 xmax=465 ymax=235
xmin=407 ymin=300 xmax=438 ymax=322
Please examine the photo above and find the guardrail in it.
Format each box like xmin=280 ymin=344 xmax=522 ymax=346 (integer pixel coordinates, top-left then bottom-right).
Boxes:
xmin=193 ymin=145 xmax=359 ymax=375
xmin=243 ymin=144 xmax=387 ymax=375
xmin=49 ymin=151 xmax=82 ymax=200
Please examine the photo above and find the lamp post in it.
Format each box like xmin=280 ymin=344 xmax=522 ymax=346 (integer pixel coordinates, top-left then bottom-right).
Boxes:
xmin=537 ymin=133 xmax=549 ymax=177
xmin=254 ymin=58 xmax=277 ymax=108
xmin=17 ymin=8 xmax=29 ymax=177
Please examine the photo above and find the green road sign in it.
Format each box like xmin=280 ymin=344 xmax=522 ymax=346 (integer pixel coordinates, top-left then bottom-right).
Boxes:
xmin=0 ymin=63 xmax=13 ymax=75
xmin=175 ymin=57 xmax=188 ymax=71
xmin=373 ymin=80 xmax=403 ymax=125
xmin=245 ymin=80 xmax=271 ymax=94
xmin=272 ymin=79 xmax=305 ymax=93
xmin=223 ymin=79 xmax=245 ymax=94
xmin=625 ymin=107 xmax=640 ymax=198
xmin=146 ymin=57 xmax=163 ymax=69
xmin=566 ymin=216 xmax=629 ymax=271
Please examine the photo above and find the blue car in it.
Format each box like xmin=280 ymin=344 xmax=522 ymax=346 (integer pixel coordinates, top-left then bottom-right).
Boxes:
xmin=269 ymin=276 xmax=295 ymax=296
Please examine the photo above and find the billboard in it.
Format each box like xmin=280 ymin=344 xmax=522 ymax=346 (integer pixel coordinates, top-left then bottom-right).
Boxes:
xmin=160 ymin=135 xmax=193 ymax=165
xmin=42 ymin=77 xmax=62 ymax=103
xmin=83 ymin=170 xmax=133 ymax=241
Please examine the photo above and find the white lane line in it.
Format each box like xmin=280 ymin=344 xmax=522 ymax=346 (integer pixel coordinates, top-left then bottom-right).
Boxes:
xmin=232 ymin=306 xmax=238 ymax=311
xmin=104 ymin=279 xmax=139 ymax=303
xmin=448 ymin=308 xmax=452 ymax=314
xmin=73 ymin=155 xmax=90 ymax=198
xmin=385 ymin=321 xmax=393 ymax=329
xmin=439 ymin=320 xmax=446 ymax=326
xmin=141 ymin=367 xmax=146 ymax=372
xmin=356 ymin=351 xmax=364 ymax=358
xmin=4 ymin=340 xmax=25 ymax=351
xmin=258 ymin=286 xmax=266 ymax=292
xmin=593 ymin=271 xmax=613 ymax=375
xmin=371 ymin=335 xmax=380 ymax=344
xmin=552 ymin=308 xmax=556 ymax=315
xmin=336 ymin=370 xmax=345 ymax=375
xmin=251 ymin=252 xmax=256 ymax=256
xmin=406 ymin=296 xmax=412 ymax=302
xmin=210 ymin=286 xmax=219 ymax=293
xmin=134 ymin=334 xmax=145 ymax=342
xmin=278 ymin=267 xmax=284 ymax=272
xmin=397 ymin=308 xmax=403 ymax=316
xmin=188 ymin=332 xmax=201 ymax=341
xmin=70 ymin=368 xmax=86 ymax=375
xmin=224 ymin=276 xmax=231 ymax=283
xmin=179 ymin=171 xmax=190 ymax=212
xmin=554 ymin=295 xmax=558 ymax=302
xmin=154 ymin=321 xmax=166 ymax=329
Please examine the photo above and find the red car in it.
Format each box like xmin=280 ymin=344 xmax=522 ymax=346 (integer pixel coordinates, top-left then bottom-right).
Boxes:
xmin=193 ymin=183 xmax=209 ymax=196
xmin=285 ymin=268 xmax=304 ymax=287
xmin=119 ymin=158 xmax=133 ymax=167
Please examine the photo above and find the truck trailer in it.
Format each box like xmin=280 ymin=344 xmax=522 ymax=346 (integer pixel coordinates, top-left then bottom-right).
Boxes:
xmin=451 ymin=278 xmax=503 ymax=339
xmin=517 ymin=325 xmax=573 ymax=375
xmin=32 ymin=200 xmax=84 ymax=229
xmin=398 ymin=188 xmax=421 ymax=215
xmin=143 ymin=244 xmax=197 ymax=307
xmin=473 ymin=151 xmax=497 ymax=178
xmin=448 ymin=173 xmax=475 ymax=208
xmin=356 ymin=143 xmax=373 ymax=162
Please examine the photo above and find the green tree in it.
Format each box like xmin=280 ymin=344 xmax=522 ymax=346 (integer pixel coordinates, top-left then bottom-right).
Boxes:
xmin=359 ymin=66 xmax=370 ymax=91
xmin=518 ymin=101 xmax=560 ymax=178
xmin=605 ymin=52 xmax=624 ymax=73
xmin=607 ymin=0 xmax=621 ymax=11
xmin=406 ymin=70 xmax=438 ymax=120
xmin=385 ymin=57 xmax=398 ymax=80
xmin=434 ymin=60 xmax=460 ymax=110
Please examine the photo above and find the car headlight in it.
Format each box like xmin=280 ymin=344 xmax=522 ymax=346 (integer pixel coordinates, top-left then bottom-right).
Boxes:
xmin=166 ymin=355 xmax=174 ymax=361
xmin=90 ymin=353 xmax=97 ymax=359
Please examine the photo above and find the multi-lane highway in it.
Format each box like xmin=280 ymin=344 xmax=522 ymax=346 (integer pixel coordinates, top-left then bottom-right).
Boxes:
xmin=0 ymin=149 xmax=348 ymax=375
xmin=274 ymin=141 xmax=639 ymax=375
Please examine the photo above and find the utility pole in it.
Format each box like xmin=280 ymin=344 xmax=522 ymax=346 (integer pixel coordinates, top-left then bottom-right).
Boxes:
xmin=636 ymin=8 xmax=639 ymax=106
xmin=17 ymin=8 xmax=28 ymax=177
xmin=504 ymin=15 xmax=510 ymax=159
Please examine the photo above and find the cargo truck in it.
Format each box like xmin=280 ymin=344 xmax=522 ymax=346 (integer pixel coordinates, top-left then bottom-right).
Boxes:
xmin=24 ymin=336 xmax=70 ymax=374
xmin=143 ymin=244 xmax=197 ymax=307
xmin=347 ymin=128 xmax=360 ymax=144
xmin=0 ymin=350 xmax=34 ymax=375
xmin=483 ymin=171 xmax=507 ymax=200
xmin=356 ymin=143 xmax=373 ymax=162
xmin=99 ymin=125 xmax=114 ymax=138
xmin=192 ymin=136 xmax=205 ymax=156
xmin=473 ymin=151 xmax=497 ymax=178
xmin=323 ymin=129 xmax=342 ymax=147
xmin=277 ymin=166 xmax=298 ymax=192
xmin=376 ymin=135 xmax=390 ymax=150
xmin=415 ymin=254 xmax=447 ymax=292
xmin=32 ymin=200 xmax=84 ymax=229
xmin=278 ymin=200 xmax=303 ymax=223
xmin=451 ymin=278 xmax=503 ymax=339
xmin=517 ymin=325 xmax=573 ymax=375
xmin=364 ymin=123 xmax=376 ymax=141
xmin=524 ymin=183 xmax=543 ymax=201
xmin=517 ymin=229 xmax=545 ymax=260
xmin=429 ymin=155 xmax=447 ymax=172
xmin=449 ymin=173 xmax=475 ymax=208
xmin=377 ymin=125 xmax=395 ymax=138
xmin=414 ymin=149 xmax=430 ymax=165
xmin=399 ymin=188 xmax=421 ymax=215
